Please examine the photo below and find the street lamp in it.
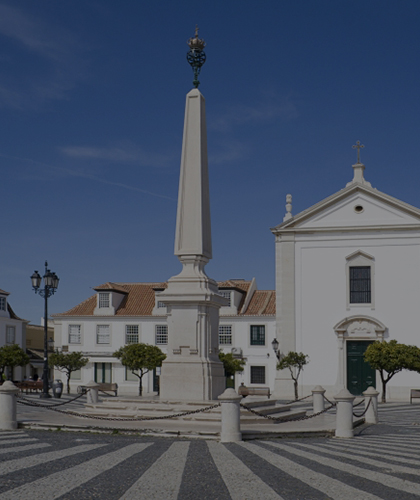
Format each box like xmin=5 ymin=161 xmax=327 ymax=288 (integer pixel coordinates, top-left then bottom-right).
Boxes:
xmin=271 ymin=338 xmax=281 ymax=361
xmin=31 ymin=261 xmax=59 ymax=398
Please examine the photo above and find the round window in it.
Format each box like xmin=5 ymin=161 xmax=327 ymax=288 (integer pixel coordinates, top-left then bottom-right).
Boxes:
xmin=354 ymin=205 xmax=364 ymax=213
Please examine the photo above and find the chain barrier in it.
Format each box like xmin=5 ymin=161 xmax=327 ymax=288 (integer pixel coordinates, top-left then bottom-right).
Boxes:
xmin=17 ymin=391 xmax=86 ymax=407
xmin=353 ymin=398 xmax=365 ymax=408
xmin=240 ymin=402 xmax=335 ymax=423
xmin=16 ymin=397 xmax=221 ymax=422
xmin=353 ymin=397 xmax=371 ymax=418
xmin=323 ymin=395 xmax=336 ymax=407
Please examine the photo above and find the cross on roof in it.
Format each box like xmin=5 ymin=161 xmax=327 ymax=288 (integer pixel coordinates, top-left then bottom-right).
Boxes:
xmin=352 ymin=141 xmax=364 ymax=164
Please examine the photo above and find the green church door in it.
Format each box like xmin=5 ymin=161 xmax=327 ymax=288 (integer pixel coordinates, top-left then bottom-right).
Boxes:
xmin=346 ymin=341 xmax=376 ymax=396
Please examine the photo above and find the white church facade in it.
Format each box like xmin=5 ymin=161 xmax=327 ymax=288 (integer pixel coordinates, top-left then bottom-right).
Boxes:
xmin=272 ymin=158 xmax=420 ymax=401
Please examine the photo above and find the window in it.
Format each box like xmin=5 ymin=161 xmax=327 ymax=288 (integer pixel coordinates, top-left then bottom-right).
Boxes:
xmin=98 ymin=292 xmax=110 ymax=308
xmin=155 ymin=325 xmax=168 ymax=345
xmin=219 ymin=291 xmax=231 ymax=307
xmin=350 ymin=266 xmax=371 ymax=304
xmin=157 ymin=301 xmax=165 ymax=308
xmin=6 ymin=326 xmax=15 ymax=344
xmin=94 ymin=363 xmax=112 ymax=383
xmin=219 ymin=325 xmax=232 ymax=345
xmin=68 ymin=325 xmax=81 ymax=344
xmin=250 ymin=325 xmax=265 ymax=346
xmin=125 ymin=367 xmax=139 ymax=381
xmin=0 ymin=297 xmax=6 ymax=311
xmin=96 ymin=325 xmax=110 ymax=344
xmin=125 ymin=325 xmax=139 ymax=344
xmin=251 ymin=366 xmax=266 ymax=384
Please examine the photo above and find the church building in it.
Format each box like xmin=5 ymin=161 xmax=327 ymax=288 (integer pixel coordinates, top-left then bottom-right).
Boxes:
xmin=272 ymin=151 xmax=420 ymax=401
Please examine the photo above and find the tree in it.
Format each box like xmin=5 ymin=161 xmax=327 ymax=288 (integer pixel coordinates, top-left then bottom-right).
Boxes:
xmin=113 ymin=343 xmax=166 ymax=396
xmin=49 ymin=351 xmax=88 ymax=394
xmin=277 ymin=351 xmax=309 ymax=401
xmin=0 ymin=344 xmax=29 ymax=381
xmin=364 ymin=340 xmax=420 ymax=403
xmin=219 ymin=351 xmax=246 ymax=387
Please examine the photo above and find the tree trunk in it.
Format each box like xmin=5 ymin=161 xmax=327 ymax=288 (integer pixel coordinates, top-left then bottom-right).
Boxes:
xmin=294 ymin=379 xmax=298 ymax=401
xmin=139 ymin=376 xmax=143 ymax=396
xmin=67 ymin=374 xmax=71 ymax=395
xmin=380 ymin=372 xmax=387 ymax=403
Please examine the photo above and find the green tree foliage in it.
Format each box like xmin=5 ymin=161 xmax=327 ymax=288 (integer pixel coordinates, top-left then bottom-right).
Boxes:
xmin=218 ymin=351 xmax=246 ymax=377
xmin=277 ymin=351 xmax=309 ymax=401
xmin=49 ymin=351 xmax=88 ymax=394
xmin=113 ymin=343 xmax=166 ymax=396
xmin=364 ymin=340 xmax=420 ymax=403
xmin=0 ymin=344 xmax=30 ymax=381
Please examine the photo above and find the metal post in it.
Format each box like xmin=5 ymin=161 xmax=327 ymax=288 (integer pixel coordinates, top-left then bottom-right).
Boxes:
xmin=218 ymin=388 xmax=242 ymax=443
xmin=334 ymin=388 xmax=355 ymax=438
xmin=41 ymin=288 xmax=49 ymax=399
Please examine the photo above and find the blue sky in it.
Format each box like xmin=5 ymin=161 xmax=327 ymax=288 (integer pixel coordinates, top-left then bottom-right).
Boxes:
xmin=2 ymin=1 xmax=420 ymax=324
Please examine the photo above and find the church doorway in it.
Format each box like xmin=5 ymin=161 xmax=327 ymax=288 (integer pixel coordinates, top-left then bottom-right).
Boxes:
xmin=346 ymin=341 xmax=376 ymax=395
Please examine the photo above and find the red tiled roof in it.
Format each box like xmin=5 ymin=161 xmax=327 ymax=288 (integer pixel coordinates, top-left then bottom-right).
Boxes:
xmin=55 ymin=281 xmax=275 ymax=317
xmin=93 ymin=282 xmax=129 ymax=294
xmin=242 ymin=290 xmax=275 ymax=316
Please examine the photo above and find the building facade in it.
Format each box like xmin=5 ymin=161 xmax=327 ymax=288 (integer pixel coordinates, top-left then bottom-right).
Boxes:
xmin=52 ymin=280 xmax=276 ymax=395
xmin=272 ymin=160 xmax=420 ymax=401
xmin=0 ymin=288 xmax=27 ymax=380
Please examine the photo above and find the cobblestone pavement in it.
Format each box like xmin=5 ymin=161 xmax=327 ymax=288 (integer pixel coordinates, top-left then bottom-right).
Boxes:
xmin=0 ymin=404 xmax=420 ymax=499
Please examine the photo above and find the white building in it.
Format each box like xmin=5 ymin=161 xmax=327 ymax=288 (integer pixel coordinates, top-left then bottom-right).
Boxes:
xmin=52 ymin=280 xmax=276 ymax=395
xmin=0 ymin=288 xmax=27 ymax=380
xmin=272 ymin=159 xmax=420 ymax=401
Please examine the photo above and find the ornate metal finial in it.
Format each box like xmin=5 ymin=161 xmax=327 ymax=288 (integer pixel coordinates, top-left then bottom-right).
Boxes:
xmin=187 ymin=25 xmax=206 ymax=88
xmin=352 ymin=141 xmax=365 ymax=164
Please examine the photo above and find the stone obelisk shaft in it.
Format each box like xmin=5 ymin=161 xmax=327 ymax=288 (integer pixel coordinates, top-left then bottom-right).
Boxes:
xmin=159 ymin=88 xmax=226 ymax=401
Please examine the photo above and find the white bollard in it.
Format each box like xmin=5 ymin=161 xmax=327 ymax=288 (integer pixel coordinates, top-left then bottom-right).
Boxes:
xmin=218 ymin=388 xmax=242 ymax=443
xmin=85 ymin=380 xmax=100 ymax=404
xmin=363 ymin=386 xmax=379 ymax=424
xmin=334 ymin=388 xmax=355 ymax=438
xmin=312 ymin=386 xmax=326 ymax=413
xmin=0 ymin=381 xmax=19 ymax=430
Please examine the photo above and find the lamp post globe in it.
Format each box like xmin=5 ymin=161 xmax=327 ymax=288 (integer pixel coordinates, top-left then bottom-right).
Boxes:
xmin=31 ymin=261 xmax=59 ymax=399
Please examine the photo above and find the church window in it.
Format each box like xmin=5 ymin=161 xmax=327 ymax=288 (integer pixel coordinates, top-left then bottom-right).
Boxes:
xmin=349 ymin=267 xmax=371 ymax=303
xmin=155 ymin=325 xmax=168 ymax=345
xmin=68 ymin=325 xmax=81 ymax=344
xmin=219 ymin=325 xmax=232 ymax=345
xmin=98 ymin=293 xmax=110 ymax=308
xmin=0 ymin=297 xmax=6 ymax=311
xmin=250 ymin=325 xmax=265 ymax=346
xmin=96 ymin=325 xmax=110 ymax=344
xmin=125 ymin=325 xmax=139 ymax=344
xmin=6 ymin=326 xmax=15 ymax=344
xmin=219 ymin=291 xmax=231 ymax=307
xmin=250 ymin=366 xmax=266 ymax=384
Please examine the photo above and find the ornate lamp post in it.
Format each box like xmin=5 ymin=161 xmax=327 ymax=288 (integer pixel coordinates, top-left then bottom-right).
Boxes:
xmin=31 ymin=261 xmax=59 ymax=398
xmin=187 ymin=26 xmax=206 ymax=88
xmin=271 ymin=338 xmax=281 ymax=361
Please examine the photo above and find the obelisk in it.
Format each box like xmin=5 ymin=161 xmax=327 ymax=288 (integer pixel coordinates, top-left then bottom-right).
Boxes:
xmin=158 ymin=28 xmax=226 ymax=401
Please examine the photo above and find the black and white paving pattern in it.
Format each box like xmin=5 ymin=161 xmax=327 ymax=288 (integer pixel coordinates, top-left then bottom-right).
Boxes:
xmin=1 ymin=410 xmax=420 ymax=500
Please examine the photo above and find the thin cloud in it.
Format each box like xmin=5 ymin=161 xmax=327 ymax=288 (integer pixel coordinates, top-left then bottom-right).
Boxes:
xmin=0 ymin=153 xmax=176 ymax=201
xmin=0 ymin=4 xmax=87 ymax=109
xmin=209 ymin=140 xmax=250 ymax=165
xmin=209 ymin=97 xmax=298 ymax=132
xmin=60 ymin=143 xmax=172 ymax=168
